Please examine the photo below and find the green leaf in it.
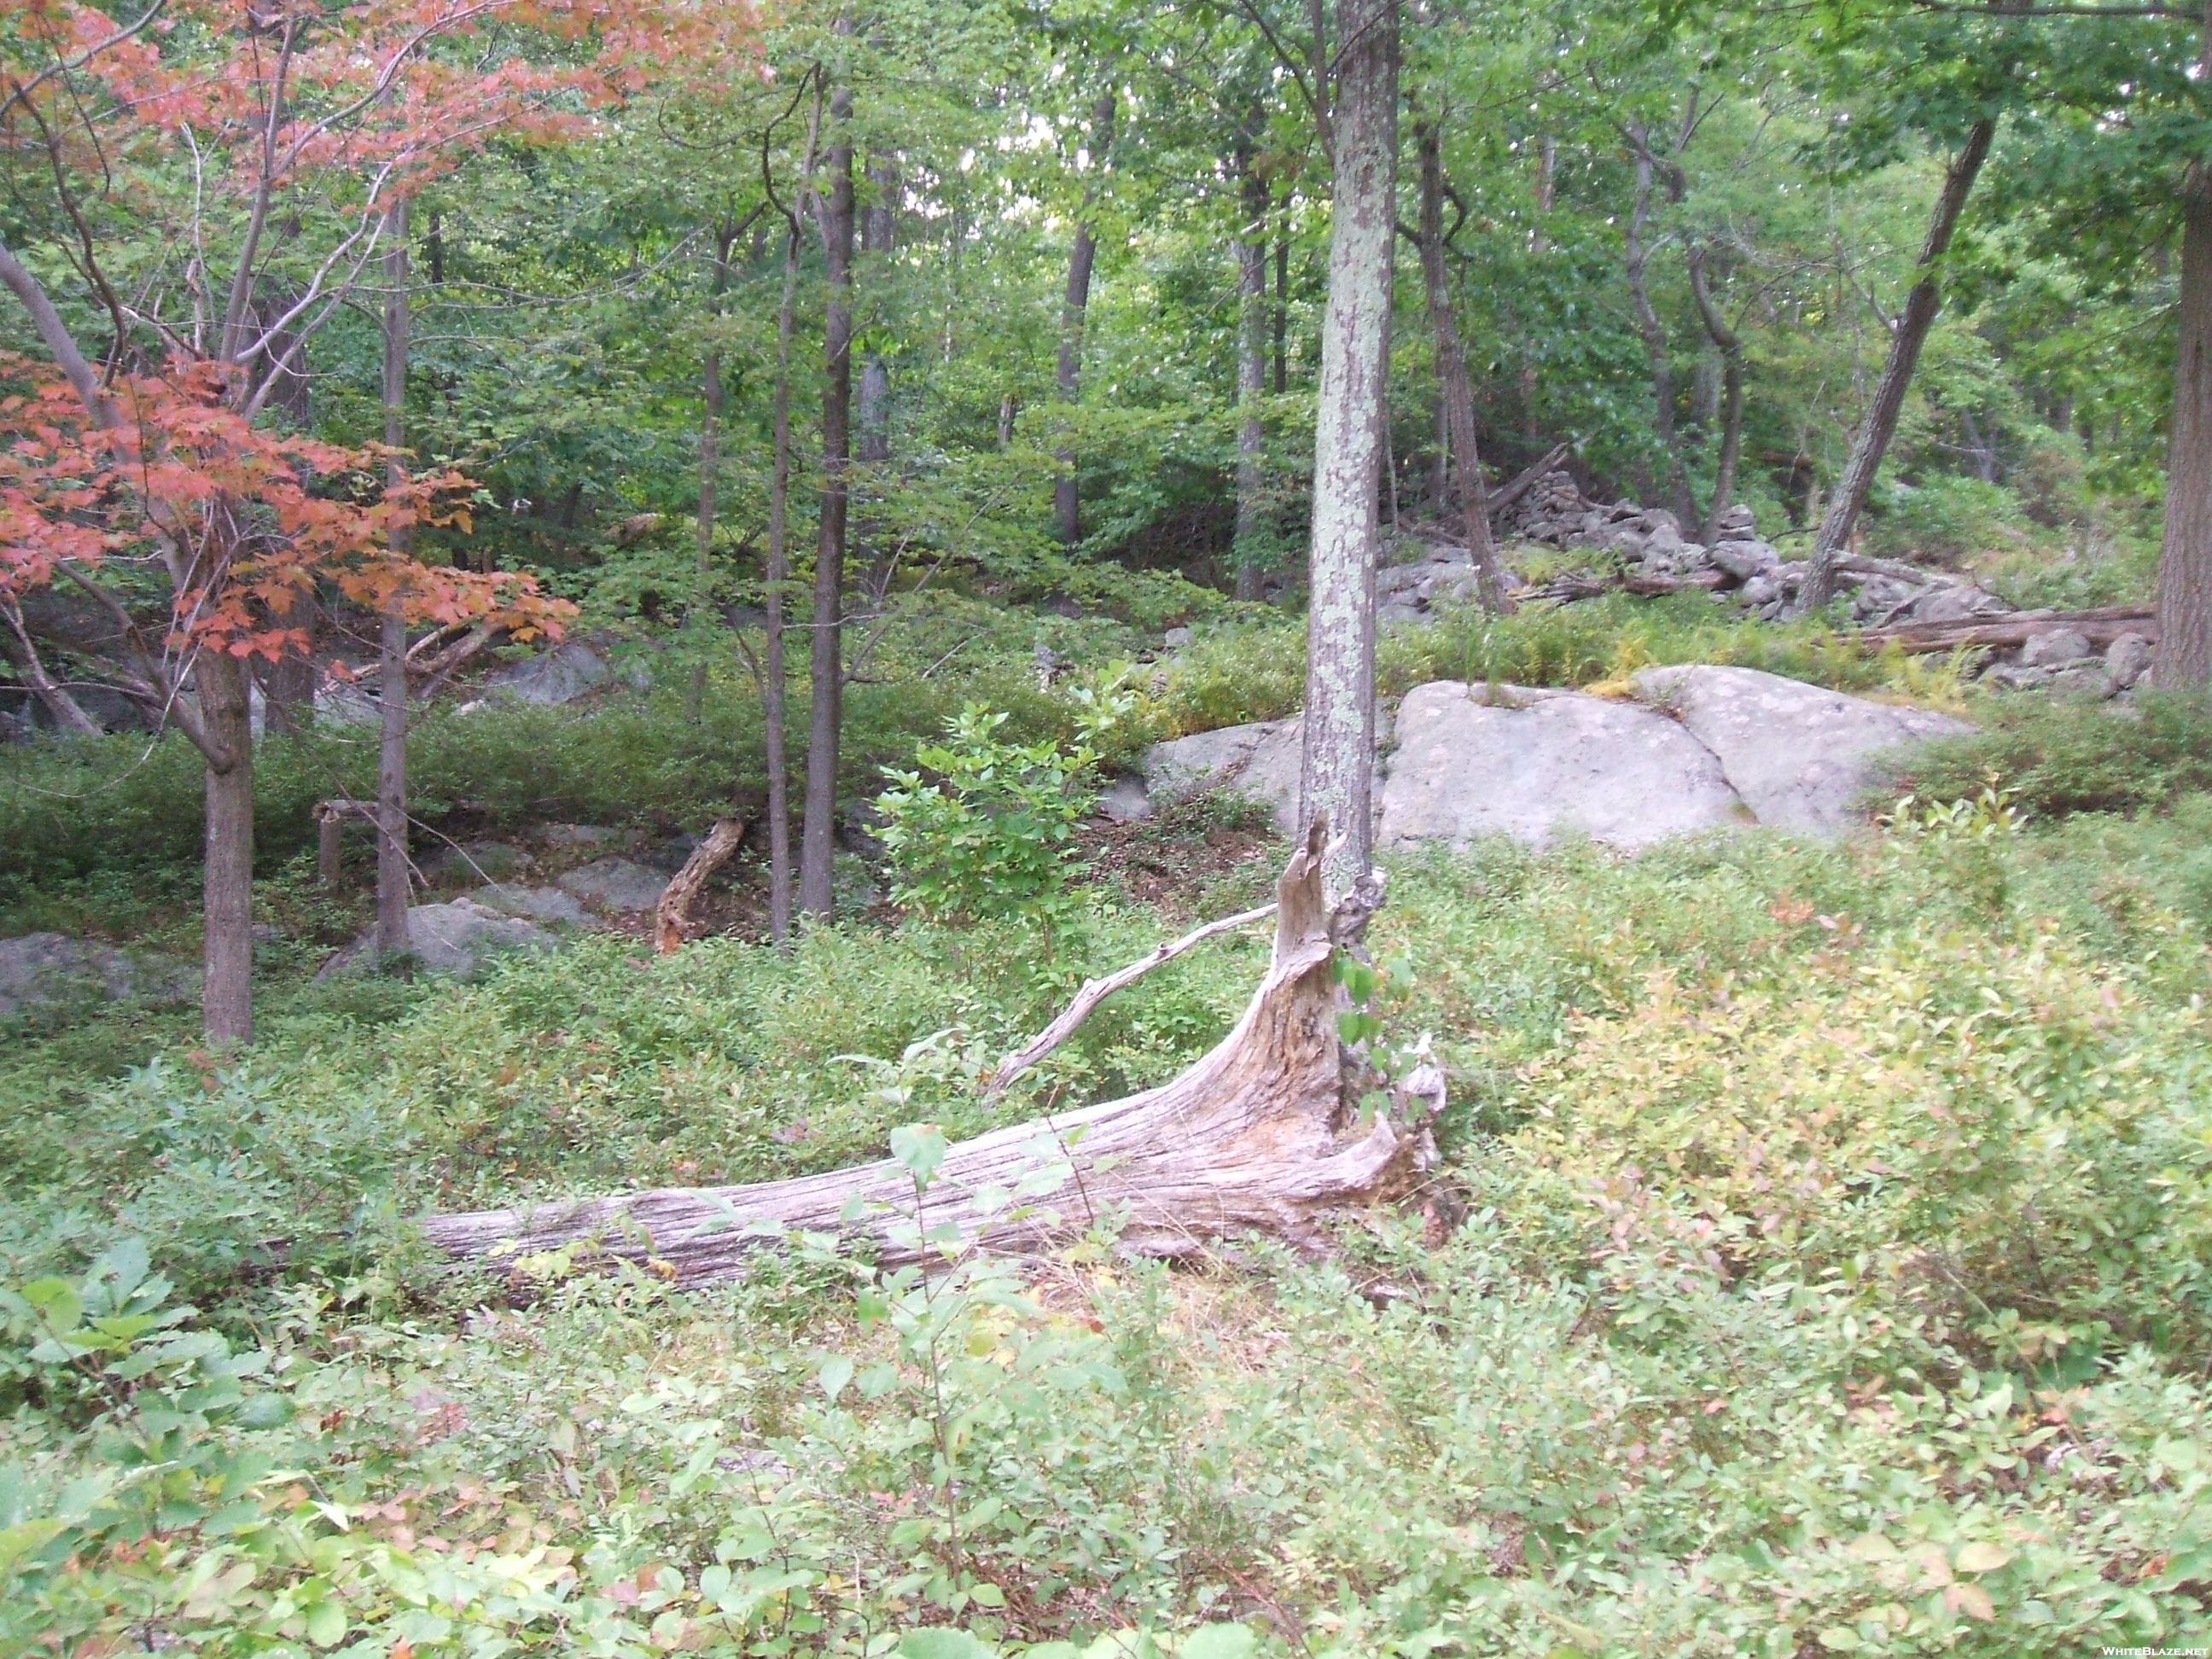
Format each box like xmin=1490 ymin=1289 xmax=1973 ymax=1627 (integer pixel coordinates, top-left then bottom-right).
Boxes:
xmin=899 ymin=1630 xmax=997 ymax=1659
xmin=816 ymin=1353 xmax=854 ymax=1403
xmin=890 ymin=1124 xmax=950 ymax=1188
xmin=1178 ymin=1626 xmax=1256 ymax=1659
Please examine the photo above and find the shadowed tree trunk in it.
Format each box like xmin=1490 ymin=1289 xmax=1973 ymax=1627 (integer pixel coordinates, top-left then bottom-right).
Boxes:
xmin=689 ymin=217 xmax=742 ymax=724
xmin=800 ymin=89 xmax=856 ymax=921
xmin=1301 ymin=0 xmax=1398 ymax=898
xmin=1803 ymin=119 xmax=1995 ymax=609
xmin=422 ymin=818 xmax=1442 ymax=1282
xmin=1055 ymin=90 xmax=1115 ymax=544
xmin=1623 ymin=120 xmax=1696 ymax=529
xmin=762 ymin=216 xmax=803 ymax=946
xmin=1234 ymin=114 xmax=1271 ymax=601
xmin=1522 ymin=133 xmax=1553 ymax=445
xmin=2157 ymin=158 xmax=2212 ymax=687
xmin=859 ymin=155 xmax=897 ymax=602
xmin=1686 ymin=242 xmax=1744 ymax=546
xmin=1275 ymin=190 xmax=1291 ymax=395
xmin=1410 ymin=117 xmax=1510 ymax=612
xmin=376 ymin=200 xmax=412 ymax=963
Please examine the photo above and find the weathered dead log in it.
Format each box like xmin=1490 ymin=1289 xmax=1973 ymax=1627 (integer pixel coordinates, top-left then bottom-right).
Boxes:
xmin=655 ymin=816 xmax=747 ymax=954
xmin=1857 ymin=605 xmax=2157 ymax=655
xmin=422 ymin=818 xmax=1442 ymax=1283
xmin=1486 ymin=443 xmax=1570 ymax=526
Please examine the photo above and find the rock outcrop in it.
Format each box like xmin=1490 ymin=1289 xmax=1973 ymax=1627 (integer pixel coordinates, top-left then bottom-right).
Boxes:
xmin=0 ymin=934 xmax=197 ymax=1022
xmin=321 ymin=899 xmax=556 ymax=978
xmin=1125 ymin=667 xmax=1969 ymax=848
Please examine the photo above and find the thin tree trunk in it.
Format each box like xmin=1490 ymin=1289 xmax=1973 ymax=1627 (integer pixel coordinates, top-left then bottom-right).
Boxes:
xmin=859 ymin=157 xmax=896 ymax=602
xmin=2158 ymin=160 xmax=2212 ymax=688
xmin=1234 ymin=116 xmax=1271 ymax=601
xmin=1522 ymin=133 xmax=1553 ymax=445
xmin=1301 ymin=0 xmax=1397 ymax=899
xmin=0 ymin=602 xmax=102 ymax=735
xmin=376 ymin=201 xmax=411 ymax=962
xmin=1803 ymin=118 xmax=1995 ymax=608
xmin=263 ymin=591 xmax=316 ymax=732
xmin=1686 ymin=243 xmax=1744 ymax=546
xmin=1055 ymin=91 xmax=1115 ymax=544
xmin=689 ymin=221 xmax=737 ymax=724
xmin=199 ymin=649 xmax=254 ymax=1045
xmin=1624 ymin=124 xmax=1696 ymax=528
xmin=1274 ymin=193 xmax=1291 ymax=395
xmin=800 ymin=89 xmax=856 ymax=920
xmin=763 ymin=218 xmax=802 ymax=946
xmin=1412 ymin=119 xmax=1509 ymax=612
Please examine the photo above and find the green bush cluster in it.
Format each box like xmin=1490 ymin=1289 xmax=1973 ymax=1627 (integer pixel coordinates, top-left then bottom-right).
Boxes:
xmin=1892 ymin=689 xmax=2212 ymax=818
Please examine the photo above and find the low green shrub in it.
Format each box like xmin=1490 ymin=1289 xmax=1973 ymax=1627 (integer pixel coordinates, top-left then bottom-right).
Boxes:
xmin=1890 ymin=689 xmax=2212 ymax=818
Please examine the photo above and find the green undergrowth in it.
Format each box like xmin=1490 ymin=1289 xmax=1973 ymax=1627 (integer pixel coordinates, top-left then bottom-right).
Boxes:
xmin=3 ymin=790 xmax=2211 ymax=1654
xmin=1890 ymin=688 xmax=2212 ymax=818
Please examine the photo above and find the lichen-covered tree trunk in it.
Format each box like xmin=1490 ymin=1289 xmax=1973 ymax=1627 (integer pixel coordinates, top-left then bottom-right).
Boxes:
xmin=1802 ymin=119 xmax=1994 ymax=609
xmin=376 ymin=201 xmax=412 ymax=962
xmin=422 ymin=819 xmax=1441 ymax=1282
xmin=1301 ymin=0 xmax=1398 ymax=897
xmin=2157 ymin=163 xmax=2212 ymax=688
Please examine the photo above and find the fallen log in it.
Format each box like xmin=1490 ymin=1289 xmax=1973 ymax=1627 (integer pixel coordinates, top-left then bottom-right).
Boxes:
xmin=655 ymin=816 xmax=748 ymax=954
xmin=1486 ymin=443 xmax=1571 ymax=526
xmin=422 ymin=818 xmax=1443 ymax=1283
xmin=1856 ymin=604 xmax=2156 ymax=655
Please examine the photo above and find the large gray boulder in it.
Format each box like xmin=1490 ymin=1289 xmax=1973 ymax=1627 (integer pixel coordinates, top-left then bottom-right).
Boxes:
xmin=322 ymin=899 xmax=554 ymax=978
xmin=1378 ymin=683 xmax=1746 ymax=850
xmin=0 ymin=934 xmax=196 ymax=1021
xmin=1633 ymin=665 xmax=1970 ymax=835
xmin=1142 ymin=717 xmax=1306 ymax=832
xmin=487 ymin=641 xmax=614 ymax=706
xmin=472 ymin=882 xmax=602 ymax=928
xmin=556 ymin=857 xmax=671 ymax=913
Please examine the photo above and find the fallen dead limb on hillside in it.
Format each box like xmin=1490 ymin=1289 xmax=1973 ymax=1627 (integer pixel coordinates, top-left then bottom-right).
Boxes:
xmin=1483 ymin=444 xmax=1571 ymax=525
xmin=422 ymin=818 xmax=1444 ymax=1284
xmin=655 ymin=816 xmax=748 ymax=953
xmin=1857 ymin=605 xmax=2157 ymax=655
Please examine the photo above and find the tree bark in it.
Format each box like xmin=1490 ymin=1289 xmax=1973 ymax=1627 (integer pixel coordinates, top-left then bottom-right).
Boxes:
xmin=763 ymin=217 xmax=802 ymax=946
xmin=1234 ymin=117 xmax=1271 ymax=601
xmin=0 ymin=602 xmax=102 ymax=735
xmin=1802 ymin=119 xmax=1996 ymax=609
xmin=859 ymin=157 xmax=897 ymax=602
xmin=1412 ymin=118 xmax=1510 ymax=612
xmin=2157 ymin=161 xmax=2212 ymax=688
xmin=376 ymin=201 xmax=412 ymax=962
xmin=1274 ymin=192 xmax=1291 ymax=395
xmin=655 ymin=815 xmax=748 ymax=954
xmin=1623 ymin=125 xmax=1696 ymax=529
xmin=800 ymin=90 xmax=856 ymax=921
xmin=1055 ymin=91 xmax=1116 ymax=544
xmin=690 ymin=220 xmax=738 ymax=724
xmin=422 ymin=818 xmax=1442 ymax=1283
xmin=1685 ymin=242 xmax=1745 ymax=546
xmin=1301 ymin=0 xmax=1397 ymax=898
xmin=1522 ymin=134 xmax=1553 ymax=445
xmin=199 ymin=649 xmax=254 ymax=1045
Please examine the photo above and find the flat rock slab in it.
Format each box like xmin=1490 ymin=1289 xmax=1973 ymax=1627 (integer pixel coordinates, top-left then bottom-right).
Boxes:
xmin=1143 ymin=718 xmax=1306 ymax=834
xmin=0 ymin=933 xmax=197 ymax=1021
xmin=557 ymin=858 xmax=671 ymax=913
xmin=1378 ymin=682 xmax=1746 ymax=850
xmin=1633 ymin=666 xmax=1970 ymax=835
xmin=323 ymin=900 xmax=554 ymax=979
xmin=487 ymin=641 xmax=613 ymax=706
xmin=472 ymin=883 xmax=602 ymax=928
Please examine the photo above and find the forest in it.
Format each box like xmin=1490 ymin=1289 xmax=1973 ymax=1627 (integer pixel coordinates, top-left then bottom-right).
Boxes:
xmin=3 ymin=0 xmax=2212 ymax=1652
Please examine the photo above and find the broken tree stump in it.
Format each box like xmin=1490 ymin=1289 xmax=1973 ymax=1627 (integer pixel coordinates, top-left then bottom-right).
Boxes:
xmin=422 ymin=817 xmax=1443 ymax=1284
xmin=655 ymin=816 xmax=748 ymax=954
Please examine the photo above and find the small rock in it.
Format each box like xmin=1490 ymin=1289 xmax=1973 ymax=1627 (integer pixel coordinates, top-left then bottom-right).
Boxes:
xmin=1903 ymin=585 xmax=2016 ymax=625
xmin=1713 ymin=503 xmax=1757 ymax=537
xmin=486 ymin=641 xmax=614 ymax=706
xmin=2104 ymin=632 xmax=2155 ymax=689
xmin=2020 ymin=627 xmax=2097 ymax=669
xmin=472 ymin=883 xmax=601 ymax=928
xmin=540 ymin=824 xmax=636 ymax=849
xmin=557 ymin=858 xmax=672 ymax=913
xmin=1097 ymin=775 xmax=1152 ymax=824
xmin=0 ymin=933 xmax=196 ymax=1021
xmin=425 ymin=841 xmax=531 ymax=883
xmin=1711 ymin=539 xmax=1780 ymax=583
xmin=1162 ymin=626 xmax=1193 ymax=649
xmin=1740 ymin=574 xmax=1782 ymax=608
xmin=1982 ymin=662 xmax=2055 ymax=690
xmin=2047 ymin=665 xmax=2117 ymax=699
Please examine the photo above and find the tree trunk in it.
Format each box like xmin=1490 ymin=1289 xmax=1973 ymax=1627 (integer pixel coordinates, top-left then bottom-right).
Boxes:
xmin=1274 ymin=192 xmax=1291 ymax=395
xmin=690 ymin=222 xmax=738 ymax=724
xmin=763 ymin=218 xmax=802 ymax=947
xmin=1522 ymin=134 xmax=1553 ymax=445
xmin=1412 ymin=119 xmax=1510 ymax=612
xmin=655 ymin=815 xmax=748 ymax=954
xmin=859 ymin=157 xmax=897 ymax=603
xmin=0 ymin=602 xmax=102 ymax=735
xmin=422 ymin=818 xmax=1442 ymax=1283
xmin=1803 ymin=119 xmax=1995 ymax=609
xmin=1623 ymin=125 xmax=1696 ymax=529
xmin=376 ymin=201 xmax=412 ymax=962
xmin=1685 ymin=243 xmax=1744 ymax=546
xmin=199 ymin=649 xmax=254 ymax=1045
xmin=2157 ymin=164 xmax=2212 ymax=687
xmin=1301 ymin=0 xmax=1397 ymax=899
xmin=262 ymin=591 xmax=317 ymax=733
xmin=1055 ymin=91 xmax=1115 ymax=544
xmin=800 ymin=92 xmax=856 ymax=921
xmin=1234 ymin=118 xmax=1271 ymax=601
